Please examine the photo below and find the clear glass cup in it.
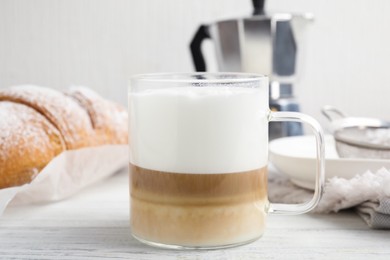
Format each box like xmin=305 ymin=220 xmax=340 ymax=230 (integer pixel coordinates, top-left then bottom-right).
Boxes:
xmin=128 ymin=73 xmax=325 ymax=249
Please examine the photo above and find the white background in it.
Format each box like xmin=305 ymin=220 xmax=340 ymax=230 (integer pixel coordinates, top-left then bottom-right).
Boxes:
xmin=0 ymin=0 xmax=389 ymax=129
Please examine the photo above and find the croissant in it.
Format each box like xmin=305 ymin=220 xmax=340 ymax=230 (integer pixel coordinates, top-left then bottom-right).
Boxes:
xmin=0 ymin=85 xmax=128 ymax=189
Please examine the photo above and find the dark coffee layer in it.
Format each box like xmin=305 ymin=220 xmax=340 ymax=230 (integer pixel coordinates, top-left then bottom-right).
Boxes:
xmin=130 ymin=164 xmax=267 ymax=205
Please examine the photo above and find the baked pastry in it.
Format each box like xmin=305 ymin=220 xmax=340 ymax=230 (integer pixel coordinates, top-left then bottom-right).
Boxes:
xmin=66 ymin=87 xmax=128 ymax=146
xmin=0 ymin=85 xmax=128 ymax=189
xmin=0 ymin=101 xmax=65 ymax=188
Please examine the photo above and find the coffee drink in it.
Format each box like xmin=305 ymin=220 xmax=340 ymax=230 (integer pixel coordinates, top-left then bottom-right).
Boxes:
xmin=129 ymin=74 xmax=325 ymax=248
xmin=129 ymin=85 xmax=269 ymax=247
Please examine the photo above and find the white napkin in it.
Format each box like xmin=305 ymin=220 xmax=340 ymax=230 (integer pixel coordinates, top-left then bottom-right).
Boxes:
xmin=0 ymin=145 xmax=128 ymax=216
xmin=269 ymin=166 xmax=390 ymax=229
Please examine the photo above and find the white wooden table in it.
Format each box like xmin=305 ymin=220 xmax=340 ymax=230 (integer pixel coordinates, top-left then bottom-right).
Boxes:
xmin=1 ymin=170 xmax=389 ymax=260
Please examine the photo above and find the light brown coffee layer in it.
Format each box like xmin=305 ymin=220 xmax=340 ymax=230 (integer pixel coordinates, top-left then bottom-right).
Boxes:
xmin=131 ymin=198 xmax=267 ymax=247
xmin=130 ymin=165 xmax=269 ymax=247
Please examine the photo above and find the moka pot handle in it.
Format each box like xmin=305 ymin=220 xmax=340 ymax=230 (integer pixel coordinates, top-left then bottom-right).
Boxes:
xmin=189 ymin=25 xmax=210 ymax=72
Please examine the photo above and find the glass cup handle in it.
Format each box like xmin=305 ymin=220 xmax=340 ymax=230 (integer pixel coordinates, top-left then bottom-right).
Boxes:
xmin=268 ymin=111 xmax=325 ymax=215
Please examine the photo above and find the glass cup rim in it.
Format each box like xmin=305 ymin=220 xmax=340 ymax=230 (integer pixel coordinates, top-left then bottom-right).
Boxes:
xmin=130 ymin=72 xmax=267 ymax=84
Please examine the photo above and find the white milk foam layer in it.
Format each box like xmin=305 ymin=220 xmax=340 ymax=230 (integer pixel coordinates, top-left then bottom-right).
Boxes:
xmin=129 ymin=86 xmax=269 ymax=174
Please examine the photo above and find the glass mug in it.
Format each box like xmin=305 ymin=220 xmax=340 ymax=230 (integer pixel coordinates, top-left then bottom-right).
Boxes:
xmin=128 ymin=73 xmax=324 ymax=249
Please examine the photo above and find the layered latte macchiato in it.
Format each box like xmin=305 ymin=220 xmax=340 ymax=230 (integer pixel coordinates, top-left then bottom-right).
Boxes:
xmin=129 ymin=84 xmax=270 ymax=247
xmin=129 ymin=73 xmax=325 ymax=249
